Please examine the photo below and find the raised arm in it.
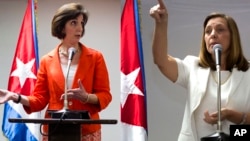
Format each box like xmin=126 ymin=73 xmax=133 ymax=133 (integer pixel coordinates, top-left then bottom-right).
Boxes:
xmin=150 ymin=0 xmax=178 ymax=82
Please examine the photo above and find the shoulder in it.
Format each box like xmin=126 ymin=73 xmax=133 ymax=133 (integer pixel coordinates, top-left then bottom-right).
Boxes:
xmin=176 ymin=55 xmax=199 ymax=67
xmin=81 ymin=44 xmax=104 ymax=58
xmin=39 ymin=47 xmax=58 ymax=66
xmin=41 ymin=48 xmax=57 ymax=60
xmin=184 ymin=55 xmax=199 ymax=63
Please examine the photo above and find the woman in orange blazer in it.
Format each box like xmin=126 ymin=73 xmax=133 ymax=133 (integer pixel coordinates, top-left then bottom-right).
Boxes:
xmin=0 ymin=3 xmax=112 ymax=141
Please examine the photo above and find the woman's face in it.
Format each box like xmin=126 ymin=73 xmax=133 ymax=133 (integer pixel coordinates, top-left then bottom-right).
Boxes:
xmin=204 ymin=17 xmax=231 ymax=55
xmin=63 ymin=14 xmax=84 ymax=43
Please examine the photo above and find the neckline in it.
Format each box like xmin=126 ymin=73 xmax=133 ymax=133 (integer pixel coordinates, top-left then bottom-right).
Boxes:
xmin=58 ymin=46 xmax=81 ymax=57
xmin=211 ymin=71 xmax=231 ymax=85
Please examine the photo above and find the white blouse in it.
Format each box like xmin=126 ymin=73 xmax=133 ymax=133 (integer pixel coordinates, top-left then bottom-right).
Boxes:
xmin=61 ymin=64 xmax=77 ymax=89
xmin=194 ymin=71 xmax=232 ymax=139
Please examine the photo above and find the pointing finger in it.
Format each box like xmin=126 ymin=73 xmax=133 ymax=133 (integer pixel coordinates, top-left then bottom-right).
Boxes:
xmin=158 ymin=0 xmax=166 ymax=9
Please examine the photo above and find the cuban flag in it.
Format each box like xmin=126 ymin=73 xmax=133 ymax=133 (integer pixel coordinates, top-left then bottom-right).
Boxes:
xmin=2 ymin=0 xmax=41 ymax=140
xmin=121 ymin=0 xmax=148 ymax=141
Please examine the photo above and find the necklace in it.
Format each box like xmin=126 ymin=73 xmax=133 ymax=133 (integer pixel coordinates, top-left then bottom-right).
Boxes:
xmin=59 ymin=46 xmax=81 ymax=57
xmin=211 ymin=71 xmax=231 ymax=85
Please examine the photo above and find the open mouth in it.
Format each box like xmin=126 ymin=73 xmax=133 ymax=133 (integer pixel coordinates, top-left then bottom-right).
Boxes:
xmin=210 ymin=43 xmax=219 ymax=48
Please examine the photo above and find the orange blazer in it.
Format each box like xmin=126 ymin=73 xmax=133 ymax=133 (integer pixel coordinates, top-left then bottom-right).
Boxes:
xmin=24 ymin=43 xmax=112 ymax=135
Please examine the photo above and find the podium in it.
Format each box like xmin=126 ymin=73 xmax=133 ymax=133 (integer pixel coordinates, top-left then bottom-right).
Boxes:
xmin=9 ymin=117 xmax=117 ymax=141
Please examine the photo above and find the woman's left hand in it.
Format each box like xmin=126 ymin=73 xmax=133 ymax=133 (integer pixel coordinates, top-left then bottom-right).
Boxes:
xmin=203 ymin=108 xmax=229 ymax=125
xmin=61 ymin=79 xmax=89 ymax=103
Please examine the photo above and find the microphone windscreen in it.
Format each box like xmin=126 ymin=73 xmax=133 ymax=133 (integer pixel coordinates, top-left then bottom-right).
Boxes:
xmin=213 ymin=44 xmax=222 ymax=52
xmin=68 ymin=47 xmax=76 ymax=60
xmin=213 ymin=44 xmax=222 ymax=65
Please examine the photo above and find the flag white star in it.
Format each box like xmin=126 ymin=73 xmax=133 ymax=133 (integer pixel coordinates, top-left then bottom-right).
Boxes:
xmin=120 ymin=67 xmax=144 ymax=108
xmin=10 ymin=57 xmax=37 ymax=87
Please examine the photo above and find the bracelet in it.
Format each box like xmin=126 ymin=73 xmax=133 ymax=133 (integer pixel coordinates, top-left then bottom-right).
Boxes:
xmin=13 ymin=94 xmax=21 ymax=103
xmin=240 ymin=113 xmax=247 ymax=125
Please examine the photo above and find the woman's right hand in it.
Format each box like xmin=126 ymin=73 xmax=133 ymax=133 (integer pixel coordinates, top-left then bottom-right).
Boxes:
xmin=149 ymin=0 xmax=168 ymax=23
xmin=0 ymin=89 xmax=14 ymax=104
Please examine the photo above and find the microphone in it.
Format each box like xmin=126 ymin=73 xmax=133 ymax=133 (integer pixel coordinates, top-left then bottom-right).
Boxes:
xmin=63 ymin=47 xmax=77 ymax=110
xmin=213 ymin=44 xmax=222 ymax=66
xmin=68 ymin=47 xmax=77 ymax=61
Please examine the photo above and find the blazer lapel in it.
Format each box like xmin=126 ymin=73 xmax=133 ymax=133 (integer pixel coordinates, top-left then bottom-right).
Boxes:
xmin=47 ymin=47 xmax=65 ymax=92
xmin=189 ymin=67 xmax=210 ymax=140
xmin=191 ymin=67 xmax=210 ymax=112
xmin=72 ymin=45 xmax=93 ymax=88
xmin=227 ymin=68 xmax=243 ymax=98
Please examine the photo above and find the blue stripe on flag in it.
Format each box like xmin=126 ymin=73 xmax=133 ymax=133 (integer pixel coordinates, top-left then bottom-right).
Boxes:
xmin=133 ymin=1 xmax=148 ymax=128
xmin=31 ymin=0 xmax=39 ymax=69
xmin=2 ymin=103 xmax=38 ymax=141
xmin=133 ymin=0 xmax=147 ymax=95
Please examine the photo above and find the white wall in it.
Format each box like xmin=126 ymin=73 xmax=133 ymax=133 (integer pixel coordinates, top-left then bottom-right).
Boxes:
xmin=0 ymin=0 xmax=120 ymax=141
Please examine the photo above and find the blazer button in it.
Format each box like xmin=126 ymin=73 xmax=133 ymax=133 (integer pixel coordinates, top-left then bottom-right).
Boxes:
xmin=68 ymin=101 xmax=73 ymax=106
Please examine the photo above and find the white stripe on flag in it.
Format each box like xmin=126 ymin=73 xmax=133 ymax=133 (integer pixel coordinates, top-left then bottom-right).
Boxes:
xmin=121 ymin=122 xmax=147 ymax=141
xmin=8 ymin=101 xmax=41 ymax=140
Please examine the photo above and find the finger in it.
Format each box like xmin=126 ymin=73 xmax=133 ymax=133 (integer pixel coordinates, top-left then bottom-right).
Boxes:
xmin=78 ymin=79 xmax=87 ymax=93
xmin=204 ymin=111 xmax=210 ymax=121
xmin=78 ymin=79 xmax=84 ymax=90
xmin=149 ymin=5 xmax=162 ymax=22
xmin=61 ymin=92 xmax=74 ymax=100
xmin=203 ymin=111 xmax=212 ymax=123
xmin=158 ymin=0 xmax=166 ymax=9
xmin=203 ymin=116 xmax=210 ymax=123
xmin=60 ymin=94 xmax=64 ymax=100
xmin=0 ymin=89 xmax=7 ymax=95
xmin=204 ymin=110 xmax=210 ymax=117
xmin=210 ymin=112 xmax=218 ymax=117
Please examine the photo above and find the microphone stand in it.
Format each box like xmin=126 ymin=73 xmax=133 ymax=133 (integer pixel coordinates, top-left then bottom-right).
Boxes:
xmin=201 ymin=64 xmax=229 ymax=141
xmin=62 ymin=55 xmax=73 ymax=110
xmin=49 ymin=47 xmax=89 ymax=119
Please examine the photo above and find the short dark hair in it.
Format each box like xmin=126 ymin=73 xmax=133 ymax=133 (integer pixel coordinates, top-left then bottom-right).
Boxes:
xmin=51 ymin=3 xmax=89 ymax=39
